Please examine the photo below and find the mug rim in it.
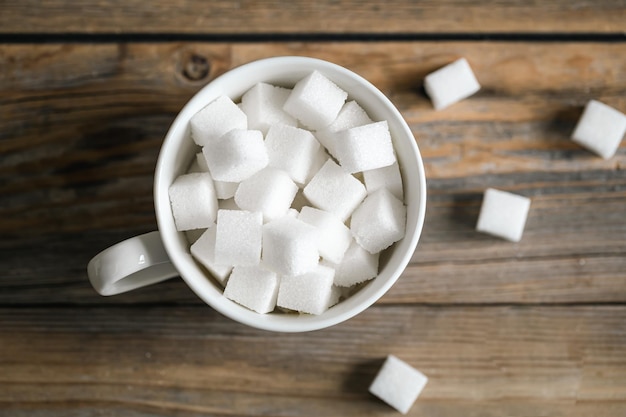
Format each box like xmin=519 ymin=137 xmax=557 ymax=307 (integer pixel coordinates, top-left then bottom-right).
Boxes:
xmin=154 ymin=56 xmax=427 ymax=332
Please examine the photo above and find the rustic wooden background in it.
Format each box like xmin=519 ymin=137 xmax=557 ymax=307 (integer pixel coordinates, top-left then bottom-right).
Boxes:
xmin=1 ymin=1 xmax=626 ymax=416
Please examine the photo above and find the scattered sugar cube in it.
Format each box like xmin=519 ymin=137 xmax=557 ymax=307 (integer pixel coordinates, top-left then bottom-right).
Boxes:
xmin=283 ymin=70 xmax=348 ymax=130
xmin=571 ymin=99 xmax=626 ymax=159
xmin=224 ymin=265 xmax=280 ymax=314
xmin=168 ymin=173 xmax=218 ymax=231
xmin=476 ymin=188 xmax=531 ymax=242
xmin=315 ymin=100 xmax=373 ymax=157
xmin=277 ymin=265 xmax=335 ymax=315
xmin=202 ymin=129 xmax=268 ymax=182
xmin=330 ymin=239 xmax=379 ymax=287
xmin=215 ymin=209 xmax=263 ymax=266
xmin=265 ymin=124 xmax=323 ymax=185
xmin=262 ymin=217 xmax=319 ymax=276
xmin=334 ymin=121 xmax=396 ymax=173
xmin=363 ymin=162 xmax=404 ymax=201
xmin=303 ymin=159 xmax=367 ymax=222
xmin=190 ymin=226 xmax=233 ymax=285
xmin=351 ymin=188 xmax=406 ymax=254
xmin=286 ymin=208 xmax=300 ymax=218
xmin=235 ymin=167 xmax=298 ymax=222
xmin=190 ymin=95 xmax=248 ymax=146
xmin=424 ymin=58 xmax=481 ymax=110
xmin=369 ymin=355 xmax=428 ymax=414
xmin=298 ymin=206 xmax=352 ymax=264
xmin=240 ymin=82 xmax=298 ymax=134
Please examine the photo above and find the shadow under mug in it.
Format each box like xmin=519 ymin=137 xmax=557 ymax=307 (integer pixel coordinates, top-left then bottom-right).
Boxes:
xmin=87 ymin=56 xmax=427 ymax=332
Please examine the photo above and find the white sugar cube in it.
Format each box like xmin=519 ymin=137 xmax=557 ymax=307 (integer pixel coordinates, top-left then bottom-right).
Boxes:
xmin=351 ymin=188 xmax=406 ymax=254
xmin=194 ymin=152 xmax=238 ymax=199
xmin=304 ymin=148 xmax=330 ymax=185
xmin=224 ymin=265 xmax=280 ymax=314
xmin=202 ymin=129 xmax=268 ymax=182
xmin=190 ymin=95 xmax=248 ymax=146
xmin=265 ymin=124 xmax=322 ymax=185
xmin=262 ymin=217 xmax=319 ymax=276
xmin=571 ymin=99 xmax=626 ymax=159
xmin=190 ymin=226 xmax=232 ymax=285
xmin=240 ymin=82 xmax=298 ymax=134
xmin=424 ymin=58 xmax=481 ymax=110
xmin=277 ymin=265 xmax=335 ymax=315
xmin=369 ymin=355 xmax=428 ymax=414
xmin=315 ymin=100 xmax=373 ymax=157
xmin=235 ymin=167 xmax=298 ymax=222
xmin=298 ymin=206 xmax=352 ymax=264
xmin=283 ymin=70 xmax=348 ymax=130
xmin=330 ymin=239 xmax=379 ymax=287
xmin=334 ymin=121 xmax=396 ymax=174
xmin=363 ymin=162 xmax=404 ymax=201
xmin=476 ymin=188 xmax=531 ymax=242
xmin=303 ymin=159 xmax=367 ymax=222
xmin=168 ymin=173 xmax=218 ymax=231
xmin=215 ymin=209 xmax=263 ymax=266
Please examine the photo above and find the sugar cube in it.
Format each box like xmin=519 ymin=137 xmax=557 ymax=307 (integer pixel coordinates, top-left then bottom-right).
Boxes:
xmin=190 ymin=226 xmax=233 ymax=285
xmin=303 ymin=159 xmax=367 ymax=222
xmin=168 ymin=173 xmax=218 ymax=231
xmin=571 ymin=99 xmax=626 ymax=159
xmin=240 ymin=82 xmax=298 ymax=134
xmin=215 ymin=209 xmax=263 ymax=266
xmin=315 ymin=100 xmax=373 ymax=157
xmin=265 ymin=124 xmax=322 ymax=185
xmin=476 ymin=188 xmax=531 ymax=242
xmin=363 ymin=162 xmax=404 ymax=201
xmin=262 ymin=217 xmax=319 ymax=276
xmin=424 ymin=58 xmax=481 ymax=110
xmin=194 ymin=152 xmax=238 ymax=199
xmin=298 ymin=206 xmax=352 ymax=264
xmin=190 ymin=95 xmax=248 ymax=146
xmin=334 ymin=121 xmax=396 ymax=173
xmin=224 ymin=265 xmax=280 ymax=314
xmin=369 ymin=355 xmax=428 ymax=414
xmin=330 ymin=239 xmax=379 ymax=287
xmin=202 ymin=129 xmax=268 ymax=182
xmin=235 ymin=167 xmax=299 ymax=222
xmin=276 ymin=265 xmax=335 ymax=315
xmin=351 ymin=188 xmax=406 ymax=254
xmin=283 ymin=71 xmax=348 ymax=130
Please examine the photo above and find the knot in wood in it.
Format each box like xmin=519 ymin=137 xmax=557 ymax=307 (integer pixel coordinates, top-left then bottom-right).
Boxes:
xmin=182 ymin=53 xmax=210 ymax=81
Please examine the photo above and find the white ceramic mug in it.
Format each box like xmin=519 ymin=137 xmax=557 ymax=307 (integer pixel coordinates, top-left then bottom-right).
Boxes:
xmin=87 ymin=56 xmax=427 ymax=332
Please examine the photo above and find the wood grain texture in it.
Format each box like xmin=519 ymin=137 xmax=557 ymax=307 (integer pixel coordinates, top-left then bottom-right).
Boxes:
xmin=1 ymin=0 xmax=626 ymax=35
xmin=1 ymin=305 xmax=625 ymax=416
xmin=1 ymin=42 xmax=625 ymax=305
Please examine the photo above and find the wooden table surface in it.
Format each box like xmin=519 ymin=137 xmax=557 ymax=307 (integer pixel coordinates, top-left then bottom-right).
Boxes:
xmin=2 ymin=1 xmax=626 ymax=416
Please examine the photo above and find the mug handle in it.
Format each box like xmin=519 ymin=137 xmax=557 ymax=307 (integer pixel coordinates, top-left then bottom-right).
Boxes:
xmin=87 ymin=231 xmax=180 ymax=296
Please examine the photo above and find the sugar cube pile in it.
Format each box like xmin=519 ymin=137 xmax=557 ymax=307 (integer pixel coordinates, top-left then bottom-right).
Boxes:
xmin=369 ymin=355 xmax=428 ymax=414
xmin=169 ymin=70 xmax=408 ymax=315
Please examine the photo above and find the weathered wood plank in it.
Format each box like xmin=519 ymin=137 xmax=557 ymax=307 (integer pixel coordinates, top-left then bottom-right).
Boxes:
xmin=1 ymin=0 xmax=625 ymax=35
xmin=0 ymin=305 xmax=625 ymax=415
xmin=1 ymin=42 xmax=625 ymax=305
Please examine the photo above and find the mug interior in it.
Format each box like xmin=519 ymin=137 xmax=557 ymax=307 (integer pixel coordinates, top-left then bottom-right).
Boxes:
xmin=155 ymin=56 xmax=426 ymax=332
